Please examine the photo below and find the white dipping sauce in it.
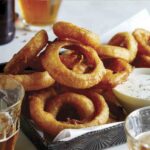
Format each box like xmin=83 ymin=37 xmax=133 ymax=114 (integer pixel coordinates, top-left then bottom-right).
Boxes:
xmin=115 ymin=74 xmax=150 ymax=100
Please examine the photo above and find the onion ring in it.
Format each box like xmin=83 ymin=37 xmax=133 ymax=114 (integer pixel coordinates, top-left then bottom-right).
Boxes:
xmin=29 ymin=49 xmax=87 ymax=72
xmin=102 ymin=58 xmax=132 ymax=73
xmin=133 ymin=28 xmax=150 ymax=55
xmin=60 ymin=50 xmax=81 ymax=69
xmin=41 ymin=40 xmax=106 ymax=89
xmin=28 ymin=50 xmax=77 ymax=71
xmin=4 ymin=30 xmax=48 ymax=74
xmin=30 ymin=90 xmax=109 ymax=137
xmin=60 ymin=50 xmax=89 ymax=73
xmin=28 ymin=57 xmax=44 ymax=71
xmin=53 ymin=21 xmax=101 ymax=49
xmin=46 ymin=92 xmax=95 ymax=122
xmin=132 ymin=54 xmax=150 ymax=68
xmin=93 ymin=58 xmax=132 ymax=90
xmin=96 ymin=45 xmax=131 ymax=62
xmin=72 ymin=55 xmax=88 ymax=73
xmin=60 ymin=50 xmax=88 ymax=73
xmin=7 ymin=71 xmax=55 ymax=91
xmin=3 ymin=30 xmax=55 ymax=91
xmin=109 ymin=32 xmax=138 ymax=62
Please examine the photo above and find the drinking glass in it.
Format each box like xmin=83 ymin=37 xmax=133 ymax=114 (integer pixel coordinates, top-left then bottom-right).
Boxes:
xmin=125 ymin=106 xmax=150 ymax=150
xmin=17 ymin=0 xmax=62 ymax=31
xmin=0 ymin=76 xmax=24 ymax=150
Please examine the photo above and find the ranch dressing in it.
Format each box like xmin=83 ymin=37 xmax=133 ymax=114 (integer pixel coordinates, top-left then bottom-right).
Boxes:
xmin=115 ymin=74 xmax=150 ymax=100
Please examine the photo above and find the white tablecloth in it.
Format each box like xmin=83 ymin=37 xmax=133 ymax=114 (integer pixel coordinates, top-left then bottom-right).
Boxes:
xmin=1 ymin=0 xmax=150 ymax=149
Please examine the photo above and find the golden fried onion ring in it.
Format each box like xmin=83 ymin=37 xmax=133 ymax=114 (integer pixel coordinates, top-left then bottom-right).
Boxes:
xmin=46 ymin=92 xmax=95 ymax=122
xmin=60 ymin=50 xmax=88 ymax=73
xmin=93 ymin=58 xmax=132 ymax=90
xmin=109 ymin=32 xmax=138 ymax=62
xmin=60 ymin=50 xmax=82 ymax=70
xmin=133 ymin=28 xmax=150 ymax=55
xmin=3 ymin=30 xmax=55 ymax=91
xmin=72 ymin=55 xmax=88 ymax=74
xmin=41 ymin=41 xmax=106 ymax=89
xmin=133 ymin=54 xmax=150 ymax=68
xmin=4 ymin=30 xmax=48 ymax=74
xmin=96 ymin=45 xmax=131 ymax=62
xmin=30 ymin=90 xmax=109 ymax=137
xmin=29 ymin=49 xmax=88 ymax=73
xmin=28 ymin=54 xmax=45 ymax=71
xmin=7 ymin=71 xmax=55 ymax=91
xmin=53 ymin=21 xmax=101 ymax=49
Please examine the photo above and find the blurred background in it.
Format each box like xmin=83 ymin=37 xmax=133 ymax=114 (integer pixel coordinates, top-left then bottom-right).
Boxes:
xmin=0 ymin=0 xmax=149 ymax=63
xmin=15 ymin=0 xmax=150 ymax=35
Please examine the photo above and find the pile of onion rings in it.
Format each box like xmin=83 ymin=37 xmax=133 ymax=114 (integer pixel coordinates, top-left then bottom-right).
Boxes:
xmin=4 ymin=21 xmax=150 ymax=139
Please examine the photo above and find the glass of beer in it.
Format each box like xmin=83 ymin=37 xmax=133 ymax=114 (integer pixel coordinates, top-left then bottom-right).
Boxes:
xmin=18 ymin=0 xmax=62 ymax=31
xmin=0 ymin=76 xmax=24 ymax=150
xmin=125 ymin=106 xmax=150 ymax=150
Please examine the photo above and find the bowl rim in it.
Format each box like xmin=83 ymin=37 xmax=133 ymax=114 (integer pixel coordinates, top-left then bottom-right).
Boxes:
xmin=124 ymin=106 xmax=150 ymax=145
xmin=113 ymin=88 xmax=150 ymax=102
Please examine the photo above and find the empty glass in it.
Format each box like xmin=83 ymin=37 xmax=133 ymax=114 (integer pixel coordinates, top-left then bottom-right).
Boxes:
xmin=125 ymin=106 xmax=150 ymax=150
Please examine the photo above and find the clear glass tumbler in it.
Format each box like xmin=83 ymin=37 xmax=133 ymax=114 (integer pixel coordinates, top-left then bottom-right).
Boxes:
xmin=0 ymin=76 xmax=24 ymax=150
xmin=18 ymin=0 xmax=62 ymax=31
xmin=125 ymin=106 xmax=150 ymax=150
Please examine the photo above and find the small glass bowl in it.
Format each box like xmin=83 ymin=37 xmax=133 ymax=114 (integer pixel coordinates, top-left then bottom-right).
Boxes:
xmin=125 ymin=106 xmax=150 ymax=150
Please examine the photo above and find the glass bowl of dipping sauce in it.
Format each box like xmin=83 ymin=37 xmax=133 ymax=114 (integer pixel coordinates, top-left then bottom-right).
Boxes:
xmin=113 ymin=68 xmax=150 ymax=113
xmin=125 ymin=106 xmax=150 ymax=150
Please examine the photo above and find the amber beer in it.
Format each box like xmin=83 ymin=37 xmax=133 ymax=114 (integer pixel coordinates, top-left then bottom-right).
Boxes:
xmin=0 ymin=76 xmax=24 ymax=150
xmin=0 ymin=100 xmax=19 ymax=150
xmin=0 ymin=99 xmax=20 ymax=150
xmin=0 ymin=133 xmax=18 ymax=150
xmin=18 ymin=0 xmax=61 ymax=26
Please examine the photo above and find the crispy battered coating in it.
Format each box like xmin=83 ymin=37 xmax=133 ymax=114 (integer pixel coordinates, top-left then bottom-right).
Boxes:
xmin=3 ymin=30 xmax=54 ymax=91
xmin=96 ymin=45 xmax=131 ymax=62
xmin=94 ymin=58 xmax=132 ymax=90
xmin=133 ymin=28 xmax=150 ymax=55
xmin=41 ymin=40 xmax=106 ymax=89
xmin=46 ymin=92 xmax=95 ymax=121
xmin=30 ymin=90 xmax=109 ymax=137
xmin=8 ymin=71 xmax=55 ymax=91
xmin=4 ymin=30 xmax=48 ymax=74
xmin=53 ymin=21 xmax=101 ymax=49
xmin=109 ymin=32 xmax=138 ymax=62
xmin=133 ymin=54 xmax=150 ymax=68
